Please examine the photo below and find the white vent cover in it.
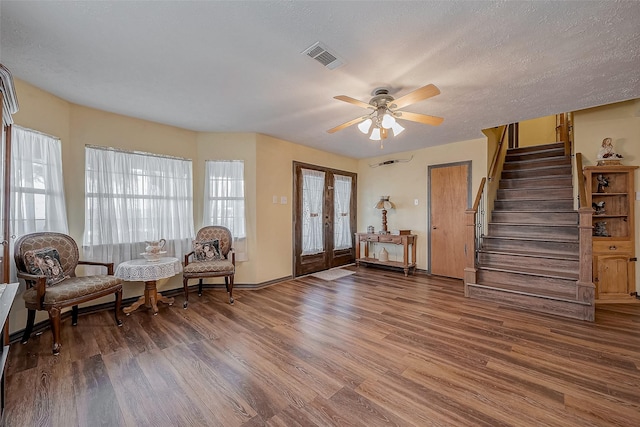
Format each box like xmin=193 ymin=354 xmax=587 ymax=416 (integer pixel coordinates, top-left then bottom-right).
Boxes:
xmin=301 ymin=42 xmax=344 ymax=70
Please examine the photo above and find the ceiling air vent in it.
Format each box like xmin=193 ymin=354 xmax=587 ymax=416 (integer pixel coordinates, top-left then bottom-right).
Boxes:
xmin=301 ymin=42 xmax=344 ymax=70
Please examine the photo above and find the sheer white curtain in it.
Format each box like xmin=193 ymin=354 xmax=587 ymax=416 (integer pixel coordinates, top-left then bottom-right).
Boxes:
xmin=333 ymin=174 xmax=352 ymax=250
xmin=83 ymin=146 xmax=194 ymax=265
xmin=8 ymin=126 xmax=69 ymax=281
xmin=203 ymin=160 xmax=247 ymax=261
xmin=301 ymin=168 xmax=325 ymax=255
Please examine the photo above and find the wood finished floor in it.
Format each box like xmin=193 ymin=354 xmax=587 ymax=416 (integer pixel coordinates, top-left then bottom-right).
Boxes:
xmin=5 ymin=267 xmax=640 ymax=426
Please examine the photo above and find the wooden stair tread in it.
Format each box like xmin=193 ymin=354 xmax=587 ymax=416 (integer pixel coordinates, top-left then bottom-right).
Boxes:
xmin=489 ymin=222 xmax=577 ymax=227
xmin=507 ymin=143 xmax=565 ymax=155
xmin=478 ymin=249 xmax=579 ymax=261
xmin=478 ymin=265 xmax=579 ymax=280
xmin=469 ymin=282 xmax=589 ymax=305
xmin=492 ymin=210 xmax=577 ymax=213
xmin=482 ymin=235 xmax=579 ymax=244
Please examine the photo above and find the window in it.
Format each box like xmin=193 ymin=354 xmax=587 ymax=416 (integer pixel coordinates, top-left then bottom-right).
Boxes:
xmin=83 ymin=146 xmax=194 ymax=264
xmin=333 ymin=174 xmax=352 ymax=250
xmin=10 ymin=126 xmax=69 ymax=235
xmin=203 ymin=160 xmax=247 ymax=261
xmin=301 ymin=168 xmax=325 ymax=255
xmin=8 ymin=126 xmax=68 ymax=281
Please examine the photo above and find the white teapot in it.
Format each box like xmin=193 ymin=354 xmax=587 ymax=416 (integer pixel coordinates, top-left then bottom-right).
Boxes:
xmin=145 ymin=238 xmax=166 ymax=254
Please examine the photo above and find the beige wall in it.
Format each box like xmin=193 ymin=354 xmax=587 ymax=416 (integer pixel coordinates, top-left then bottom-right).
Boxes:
xmin=574 ymin=99 xmax=640 ymax=290
xmin=357 ymin=138 xmax=487 ymax=271
xmin=519 ymin=115 xmax=557 ymax=147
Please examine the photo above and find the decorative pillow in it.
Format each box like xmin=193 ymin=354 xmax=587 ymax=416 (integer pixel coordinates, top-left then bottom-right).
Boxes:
xmin=23 ymin=247 xmax=69 ymax=286
xmin=193 ymin=239 xmax=222 ymax=261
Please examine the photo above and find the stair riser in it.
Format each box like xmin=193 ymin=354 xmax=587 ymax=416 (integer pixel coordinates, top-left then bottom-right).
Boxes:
xmin=506 ymin=148 xmax=565 ymax=162
xmin=497 ymin=188 xmax=573 ymax=200
xmin=466 ymin=285 xmax=594 ymax=321
xmin=478 ymin=252 xmax=579 ymax=273
xmin=502 ymin=166 xmax=571 ymax=180
xmin=494 ymin=199 xmax=574 ymax=210
xmin=503 ymin=157 xmax=571 ymax=171
xmin=507 ymin=143 xmax=565 ymax=155
xmin=477 ymin=269 xmax=578 ymax=297
xmin=481 ymin=238 xmax=579 ymax=255
xmin=488 ymin=224 xmax=579 ymax=239
xmin=492 ymin=211 xmax=578 ymax=225
xmin=500 ymin=177 xmax=573 ymax=189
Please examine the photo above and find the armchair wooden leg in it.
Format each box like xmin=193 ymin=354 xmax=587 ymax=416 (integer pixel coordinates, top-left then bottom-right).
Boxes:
xmin=226 ymin=276 xmax=235 ymax=305
xmin=72 ymin=305 xmax=79 ymax=326
xmin=183 ymin=278 xmax=189 ymax=309
xmin=22 ymin=309 xmax=36 ymax=344
xmin=114 ymin=288 xmax=123 ymax=326
xmin=198 ymin=279 xmax=203 ymax=297
xmin=48 ymin=307 xmax=62 ymax=356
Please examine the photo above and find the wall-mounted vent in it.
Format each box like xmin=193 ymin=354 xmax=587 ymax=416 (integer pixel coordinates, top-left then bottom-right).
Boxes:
xmin=301 ymin=42 xmax=344 ymax=70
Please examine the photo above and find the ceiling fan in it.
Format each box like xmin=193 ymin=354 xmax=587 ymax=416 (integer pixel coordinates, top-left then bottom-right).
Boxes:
xmin=327 ymin=84 xmax=444 ymax=145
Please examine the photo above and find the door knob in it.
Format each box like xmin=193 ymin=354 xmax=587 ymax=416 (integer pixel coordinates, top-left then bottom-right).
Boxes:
xmin=432 ymin=226 xmax=437 ymax=229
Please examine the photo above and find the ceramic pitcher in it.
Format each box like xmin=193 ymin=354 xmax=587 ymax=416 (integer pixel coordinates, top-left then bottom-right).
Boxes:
xmin=145 ymin=238 xmax=166 ymax=254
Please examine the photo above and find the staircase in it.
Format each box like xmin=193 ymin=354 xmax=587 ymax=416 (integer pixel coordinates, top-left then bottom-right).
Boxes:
xmin=467 ymin=142 xmax=595 ymax=320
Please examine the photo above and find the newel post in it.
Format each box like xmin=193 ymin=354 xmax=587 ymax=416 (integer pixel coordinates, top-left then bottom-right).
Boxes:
xmin=577 ymin=206 xmax=595 ymax=321
xmin=464 ymin=208 xmax=478 ymax=297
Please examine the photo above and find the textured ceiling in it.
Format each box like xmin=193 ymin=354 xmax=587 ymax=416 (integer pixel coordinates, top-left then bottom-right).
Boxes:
xmin=1 ymin=1 xmax=639 ymax=159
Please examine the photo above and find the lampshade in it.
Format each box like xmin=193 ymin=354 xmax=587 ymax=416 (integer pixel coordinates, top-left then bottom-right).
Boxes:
xmin=374 ymin=196 xmax=395 ymax=210
xmin=390 ymin=121 xmax=405 ymax=136
xmin=370 ymin=127 xmax=382 ymax=141
xmin=358 ymin=118 xmax=372 ymax=134
xmin=381 ymin=113 xmax=396 ymax=129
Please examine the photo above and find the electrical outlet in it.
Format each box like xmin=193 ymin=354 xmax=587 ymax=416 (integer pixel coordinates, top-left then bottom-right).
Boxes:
xmin=414 ymin=199 xmax=419 ymax=206
xmin=281 ymin=196 xmax=287 ymax=204
xmin=636 ymin=191 xmax=640 ymax=201
xmin=272 ymin=195 xmax=278 ymax=204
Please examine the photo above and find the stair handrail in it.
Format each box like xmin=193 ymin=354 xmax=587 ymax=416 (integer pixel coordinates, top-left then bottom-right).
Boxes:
xmin=464 ymin=177 xmax=487 ymax=295
xmin=576 ymin=152 xmax=588 ymax=208
xmin=488 ymin=126 xmax=508 ymax=181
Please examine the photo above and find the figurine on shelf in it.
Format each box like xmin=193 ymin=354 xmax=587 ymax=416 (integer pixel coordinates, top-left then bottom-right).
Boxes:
xmin=594 ymin=221 xmax=609 ymax=237
xmin=596 ymin=137 xmax=623 ymax=166
xmin=592 ymin=201 xmax=606 ymax=215
xmin=596 ymin=174 xmax=609 ymax=193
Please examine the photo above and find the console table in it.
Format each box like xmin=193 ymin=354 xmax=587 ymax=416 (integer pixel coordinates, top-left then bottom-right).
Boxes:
xmin=355 ymin=233 xmax=417 ymax=276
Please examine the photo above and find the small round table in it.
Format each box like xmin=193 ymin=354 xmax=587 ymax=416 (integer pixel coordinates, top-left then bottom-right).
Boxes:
xmin=115 ymin=257 xmax=182 ymax=315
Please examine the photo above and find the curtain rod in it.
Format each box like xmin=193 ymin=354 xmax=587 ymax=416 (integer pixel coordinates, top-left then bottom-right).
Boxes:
xmin=13 ymin=125 xmax=60 ymax=141
xmin=85 ymin=144 xmax=192 ymax=161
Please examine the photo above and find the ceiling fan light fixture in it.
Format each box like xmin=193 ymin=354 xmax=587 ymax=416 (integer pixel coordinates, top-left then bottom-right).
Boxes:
xmin=370 ymin=127 xmax=382 ymax=141
xmin=381 ymin=113 xmax=396 ymax=129
xmin=391 ymin=121 xmax=405 ymax=136
xmin=357 ymin=118 xmax=372 ymax=134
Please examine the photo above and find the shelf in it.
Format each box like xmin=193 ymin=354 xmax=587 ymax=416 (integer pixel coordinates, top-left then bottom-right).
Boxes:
xmin=358 ymin=257 xmax=415 ymax=269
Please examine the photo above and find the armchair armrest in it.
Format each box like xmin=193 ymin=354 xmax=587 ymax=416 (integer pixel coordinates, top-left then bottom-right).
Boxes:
xmin=16 ymin=271 xmax=47 ymax=308
xmin=229 ymin=248 xmax=236 ymax=265
xmin=184 ymin=251 xmax=195 ymax=267
xmin=78 ymin=260 xmax=115 ymax=275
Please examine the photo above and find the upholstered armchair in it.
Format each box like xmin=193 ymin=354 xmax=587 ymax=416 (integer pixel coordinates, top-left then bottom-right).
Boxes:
xmin=14 ymin=232 xmax=123 ymax=355
xmin=183 ymin=226 xmax=235 ymax=308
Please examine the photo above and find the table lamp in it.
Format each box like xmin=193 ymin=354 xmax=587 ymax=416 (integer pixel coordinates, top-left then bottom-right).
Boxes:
xmin=374 ymin=196 xmax=395 ymax=233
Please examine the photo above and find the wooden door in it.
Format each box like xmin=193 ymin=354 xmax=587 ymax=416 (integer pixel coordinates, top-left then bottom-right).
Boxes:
xmin=293 ymin=162 xmax=356 ymax=277
xmin=429 ymin=162 xmax=470 ymax=279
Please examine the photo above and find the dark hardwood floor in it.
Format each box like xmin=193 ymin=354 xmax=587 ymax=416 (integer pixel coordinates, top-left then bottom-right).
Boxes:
xmin=5 ymin=267 xmax=640 ymax=426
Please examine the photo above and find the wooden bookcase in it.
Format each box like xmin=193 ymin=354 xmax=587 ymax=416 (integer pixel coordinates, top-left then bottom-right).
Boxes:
xmin=583 ymin=165 xmax=638 ymax=301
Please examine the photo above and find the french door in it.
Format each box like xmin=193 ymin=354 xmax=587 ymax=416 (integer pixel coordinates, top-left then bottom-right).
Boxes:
xmin=293 ymin=162 xmax=356 ymax=277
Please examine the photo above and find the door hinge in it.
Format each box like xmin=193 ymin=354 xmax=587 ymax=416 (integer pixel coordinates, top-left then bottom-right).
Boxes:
xmin=630 ymin=257 xmax=637 ymax=262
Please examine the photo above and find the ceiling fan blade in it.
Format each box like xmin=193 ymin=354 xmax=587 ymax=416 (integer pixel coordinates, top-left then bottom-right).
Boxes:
xmin=327 ymin=116 xmax=366 ymax=133
xmin=396 ymin=111 xmax=444 ymax=126
xmin=391 ymin=84 xmax=440 ymax=110
xmin=334 ymin=95 xmax=374 ymax=110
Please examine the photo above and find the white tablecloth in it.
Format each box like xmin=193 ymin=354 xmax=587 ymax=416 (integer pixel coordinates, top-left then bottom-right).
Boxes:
xmin=115 ymin=257 xmax=182 ymax=282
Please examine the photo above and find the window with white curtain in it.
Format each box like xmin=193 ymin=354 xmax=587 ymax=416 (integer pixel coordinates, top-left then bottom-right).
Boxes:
xmin=83 ymin=145 xmax=194 ymax=265
xmin=301 ymin=168 xmax=325 ymax=255
xmin=203 ymin=160 xmax=247 ymax=261
xmin=333 ymin=174 xmax=352 ymax=250
xmin=8 ymin=126 xmax=69 ymax=281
